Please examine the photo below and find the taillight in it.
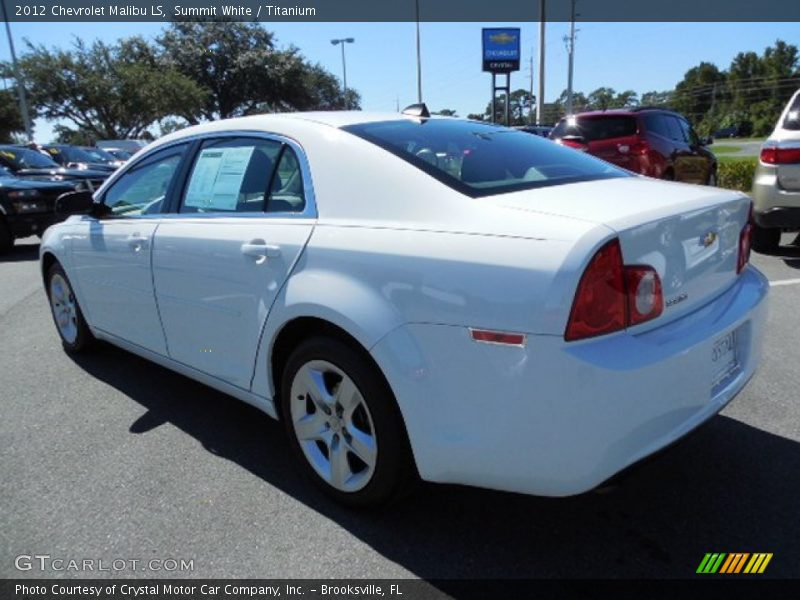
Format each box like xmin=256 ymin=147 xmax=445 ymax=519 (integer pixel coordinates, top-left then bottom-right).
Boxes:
xmin=625 ymin=267 xmax=663 ymax=326
xmin=565 ymin=238 xmax=664 ymax=341
xmin=760 ymin=146 xmax=800 ymax=164
xmin=737 ymin=202 xmax=753 ymax=274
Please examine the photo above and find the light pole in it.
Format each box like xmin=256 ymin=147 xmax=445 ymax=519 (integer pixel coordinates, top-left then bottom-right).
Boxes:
xmin=0 ymin=1 xmax=33 ymax=141
xmin=330 ymin=37 xmax=354 ymax=109
xmin=415 ymin=0 xmax=422 ymax=103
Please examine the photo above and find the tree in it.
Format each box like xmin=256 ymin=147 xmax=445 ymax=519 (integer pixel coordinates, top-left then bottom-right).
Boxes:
xmin=482 ymin=89 xmax=534 ymax=125
xmin=586 ymin=87 xmax=617 ymax=110
xmin=16 ymin=37 xmax=206 ymax=140
xmin=0 ymin=88 xmax=28 ymax=142
xmin=158 ymin=22 xmax=356 ymax=118
xmin=434 ymin=108 xmax=458 ymax=117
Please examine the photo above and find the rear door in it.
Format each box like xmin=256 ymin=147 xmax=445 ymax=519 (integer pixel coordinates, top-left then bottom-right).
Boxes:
xmin=152 ymin=135 xmax=315 ymax=389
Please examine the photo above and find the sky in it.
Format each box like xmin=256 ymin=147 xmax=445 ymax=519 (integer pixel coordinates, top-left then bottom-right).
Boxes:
xmin=1 ymin=21 xmax=797 ymax=141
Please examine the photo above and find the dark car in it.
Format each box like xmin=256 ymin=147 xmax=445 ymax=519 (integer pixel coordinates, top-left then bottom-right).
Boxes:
xmin=41 ymin=144 xmax=123 ymax=172
xmin=0 ymin=165 xmax=78 ymax=253
xmin=713 ymin=125 xmax=740 ymax=139
xmin=0 ymin=145 xmax=110 ymax=191
xmin=550 ymin=108 xmax=718 ymax=185
xmin=104 ymin=148 xmax=133 ymax=161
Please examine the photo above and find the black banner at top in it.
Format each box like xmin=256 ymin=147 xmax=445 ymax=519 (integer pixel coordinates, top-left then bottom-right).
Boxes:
xmin=1 ymin=0 xmax=799 ymax=22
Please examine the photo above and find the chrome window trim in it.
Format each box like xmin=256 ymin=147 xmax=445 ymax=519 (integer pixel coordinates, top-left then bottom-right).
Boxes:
xmin=96 ymin=131 xmax=317 ymax=221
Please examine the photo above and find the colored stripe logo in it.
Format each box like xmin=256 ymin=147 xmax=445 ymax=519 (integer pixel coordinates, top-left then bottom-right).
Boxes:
xmin=697 ymin=553 xmax=773 ymax=574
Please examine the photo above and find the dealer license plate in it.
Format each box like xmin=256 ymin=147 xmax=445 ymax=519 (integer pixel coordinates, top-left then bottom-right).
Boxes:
xmin=711 ymin=328 xmax=741 ymax=394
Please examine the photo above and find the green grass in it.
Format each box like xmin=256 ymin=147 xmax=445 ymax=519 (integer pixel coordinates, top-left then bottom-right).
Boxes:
xmin=710 ymin=145 xmax=740 ymax=154
xmin=717 ymin=154 xmax=756 ymax=164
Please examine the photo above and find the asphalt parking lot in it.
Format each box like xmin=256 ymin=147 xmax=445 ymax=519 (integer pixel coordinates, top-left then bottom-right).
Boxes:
xmin=1 ymin=234 xmax=799 ymax=583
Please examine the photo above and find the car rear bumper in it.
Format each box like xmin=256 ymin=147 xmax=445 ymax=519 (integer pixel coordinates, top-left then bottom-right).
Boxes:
xmin=752 ymin=162 xmax=800 ymax=228
xmin=371 ymin=266 xmax=769 ymax=496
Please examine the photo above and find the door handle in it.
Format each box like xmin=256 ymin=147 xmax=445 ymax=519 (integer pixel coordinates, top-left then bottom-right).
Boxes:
xmin=240 ymin=240 xmax=281 ymax=260
xmin=127 ymin=233 xmax=148 ymax=251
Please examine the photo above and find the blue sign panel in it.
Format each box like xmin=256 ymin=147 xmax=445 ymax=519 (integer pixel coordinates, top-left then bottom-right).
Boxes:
xmin=482 ymin=27 xmax=521 ymax=73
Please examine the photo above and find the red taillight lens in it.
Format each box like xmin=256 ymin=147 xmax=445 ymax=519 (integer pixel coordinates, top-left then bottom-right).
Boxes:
xmin=565 ymin=239 xmax=627 ymax=341
xmin=565 ymin=239 xmax=665 ymax=341
xmin=630 ymin=140 xmax=650 ymax=155
xmin=625 ymin=267 xmax=663 ymax=326
xmin=760 ymin=146 xmax=800 ymax=164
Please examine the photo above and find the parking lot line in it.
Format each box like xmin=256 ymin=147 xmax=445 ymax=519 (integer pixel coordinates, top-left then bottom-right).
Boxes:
xmin=769 ymin=278 xmax=800 ymax=287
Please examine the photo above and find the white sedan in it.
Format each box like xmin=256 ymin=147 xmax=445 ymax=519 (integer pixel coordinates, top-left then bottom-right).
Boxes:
xmin=41 ymin=109 xmax=768 ymax=507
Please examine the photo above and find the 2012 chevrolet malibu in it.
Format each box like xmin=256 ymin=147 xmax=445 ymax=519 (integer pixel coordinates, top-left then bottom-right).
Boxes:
xmin=41 ymin=110 xmax=768 ymax=507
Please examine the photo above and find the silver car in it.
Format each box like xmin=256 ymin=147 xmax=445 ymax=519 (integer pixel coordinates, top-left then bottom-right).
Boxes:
xmin=752 ymin=88 xmax=800 ymax=251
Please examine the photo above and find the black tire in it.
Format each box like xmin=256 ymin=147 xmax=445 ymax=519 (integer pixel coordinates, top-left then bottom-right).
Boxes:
xmin=280 ymin=336 xmax=416 ymax=508
xmin=0 ymin=218 xmax=12 ymax=254
xmin=751 ymin=224 xmax=780 ymax=253
xmin=663 ymin=169 xmax=675 ymax=181
xmin=46 ymin=262 xmax=95 ymax=353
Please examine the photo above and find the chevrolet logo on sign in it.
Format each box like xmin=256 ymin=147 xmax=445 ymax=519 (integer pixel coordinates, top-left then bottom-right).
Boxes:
xmin=489 ymin=32 xmax=517 ymax=44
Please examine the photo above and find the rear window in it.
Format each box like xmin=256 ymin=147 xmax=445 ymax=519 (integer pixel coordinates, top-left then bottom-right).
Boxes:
xmin=783 ymin=94 xmax=800 ymax=131
xmin=342 ymin=119 xmax=628 ymax=198
xmin=552 ymin=116 xmax=638 ymax=142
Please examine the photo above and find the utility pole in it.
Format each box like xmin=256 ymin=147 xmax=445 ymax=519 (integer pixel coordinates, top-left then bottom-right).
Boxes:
xmin=529 ymin=50 xmax=535 ymax=125
xmin=536 ymin=1 xmax=545 ymax=125
xmin=565 ymin=0 xmax=577 ymax=116
xmin=415 ymin=0 xmax=423 ymax=103
xmin=0 ymin=2 xmax=33 ymax=142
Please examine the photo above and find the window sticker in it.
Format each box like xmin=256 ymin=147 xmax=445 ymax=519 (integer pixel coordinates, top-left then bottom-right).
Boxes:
xmin=185 ymin=146 xmax=255 ymax=210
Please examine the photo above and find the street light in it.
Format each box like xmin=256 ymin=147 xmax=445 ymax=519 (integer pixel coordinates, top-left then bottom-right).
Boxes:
xmin=331 ymin=37 xmax=355 ymax=109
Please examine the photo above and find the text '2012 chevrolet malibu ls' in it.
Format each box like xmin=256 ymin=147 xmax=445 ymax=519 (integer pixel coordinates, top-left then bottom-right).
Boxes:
xmin=41 ymin=109 xmax=768 ymax=507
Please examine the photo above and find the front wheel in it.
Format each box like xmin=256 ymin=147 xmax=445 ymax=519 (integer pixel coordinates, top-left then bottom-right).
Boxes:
xmin=280 ymin=336 xmax=415 ymax=507
xmin=46 ymin=263 xmax=95 ymax=352
xmin=0 ymin=218 xmax=12 ymax=254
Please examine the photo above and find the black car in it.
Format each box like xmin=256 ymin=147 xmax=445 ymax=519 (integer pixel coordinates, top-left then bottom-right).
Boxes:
xmin=41 ymin=144 xmax=123 ymax=172
xmin=0 ymin=145 xmax=110 ymax=192
xmin=0 ymin=166 xmax=78 ymax=253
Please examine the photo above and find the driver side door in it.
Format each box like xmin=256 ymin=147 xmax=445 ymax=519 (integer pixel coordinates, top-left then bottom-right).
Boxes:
xmin=69 ymin=143 xmax=189 ymax=355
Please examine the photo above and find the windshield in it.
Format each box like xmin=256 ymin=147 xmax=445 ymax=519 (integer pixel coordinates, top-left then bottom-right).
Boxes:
xmin=0 ymin=147 xmax=60 ymax=170
xmin=552 ymin=116 xmax=638 ymax=142
xmin=343 ymin=119 xmax=627 ymax=197
xmin=80 ymin=147 xmax=118 ymax=162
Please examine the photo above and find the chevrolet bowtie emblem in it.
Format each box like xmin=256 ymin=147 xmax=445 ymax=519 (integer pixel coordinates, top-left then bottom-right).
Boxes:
xmin=702 ymin=231 xmax=717 ymax=247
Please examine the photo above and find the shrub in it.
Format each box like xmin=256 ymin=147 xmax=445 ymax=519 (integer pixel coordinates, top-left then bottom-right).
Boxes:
xmin=718 ymin=158 xmax=757 ymax=192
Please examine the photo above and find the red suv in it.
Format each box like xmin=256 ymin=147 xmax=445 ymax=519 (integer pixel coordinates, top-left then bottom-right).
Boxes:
xmin=550 ymin=108 xmax=717 ymax=185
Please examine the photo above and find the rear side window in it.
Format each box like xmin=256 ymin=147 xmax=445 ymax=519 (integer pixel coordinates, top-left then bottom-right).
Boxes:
xmin=343 ymin=119 xmax=628 ymax=198
xmin=783 ymin=94 xmax=800 ymax=130
xmin=552 ymin=116 xmax=637 ymax=142
xmin=180 ymin=138 xmax=282 ymax=214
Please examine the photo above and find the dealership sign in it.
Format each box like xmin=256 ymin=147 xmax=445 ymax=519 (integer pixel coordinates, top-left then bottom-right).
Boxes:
xmin=482 ymin=28 xmax=521 ymax=73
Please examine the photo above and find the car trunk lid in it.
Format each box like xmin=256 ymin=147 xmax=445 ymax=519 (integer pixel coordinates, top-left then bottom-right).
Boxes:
xmin=486 ymin=176 xmax=751 ymax=328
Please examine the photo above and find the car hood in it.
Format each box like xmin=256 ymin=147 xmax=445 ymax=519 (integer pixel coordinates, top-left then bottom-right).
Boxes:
xmin=0 ymin=175 xmax=77 ymax=192
xmin=15 ymin=167 xmax=110 ymax=179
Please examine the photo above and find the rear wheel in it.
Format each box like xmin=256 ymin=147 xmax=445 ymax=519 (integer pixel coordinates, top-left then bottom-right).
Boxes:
xmin=280 ymin=336 xmax=415 ymax=507
xmin=46 ymin=263 xmax=95 ymax=352
xmin=751 ymin=224 xmax=780 ymax=253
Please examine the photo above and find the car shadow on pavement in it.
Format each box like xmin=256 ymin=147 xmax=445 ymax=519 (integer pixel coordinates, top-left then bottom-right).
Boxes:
xmin=0 ymin=241 xmax=39 ymax=262
xmin=70 ymin=345 xmax=800 ymax=582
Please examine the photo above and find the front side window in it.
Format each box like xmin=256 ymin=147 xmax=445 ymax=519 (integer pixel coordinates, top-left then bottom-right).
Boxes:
xmin=180 ymin=138 xmax=282 ymax=214
xmin=344 ymin=119 xmax=628 ymax=197
xmin=678 ymin=118 xmax=700 ymax=146
xmin=102 ymin=145 xmax=187 ymax=216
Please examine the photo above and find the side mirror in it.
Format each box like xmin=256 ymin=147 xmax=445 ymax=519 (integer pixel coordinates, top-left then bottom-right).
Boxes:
xmin=55 ymin=190 xmax=95 ymax=216
xmin=702 ymin=136 xmax=714 ymax=146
